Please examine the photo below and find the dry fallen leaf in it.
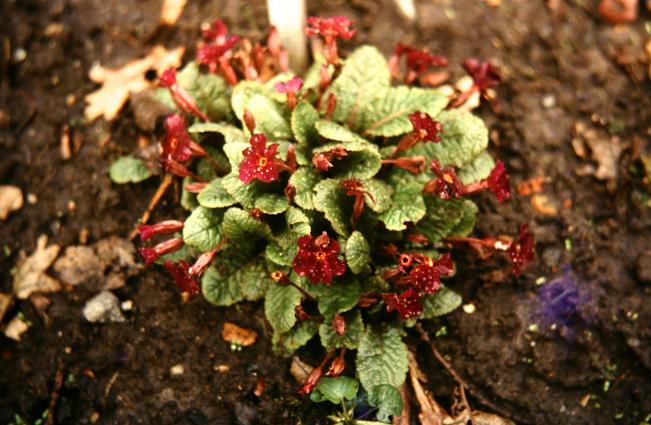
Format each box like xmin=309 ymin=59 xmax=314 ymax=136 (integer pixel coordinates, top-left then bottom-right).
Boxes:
xmin=4 ymin=316 xmax=29 ymax=341
xmin=290 ymin=356 xmax=314 ymax=384
xmin=408 ymin=351 xmax=449 ymax=425
xmin=221 ymin=322 xmax=257 ymax=347
xmin=0 ymin=185 xmax=24 ymax=220
xmin=531 ymin=194 xmax=558 ymax=216
xmin=84 ymin=45 xmax=184 ymax=121
xmin=0 ymin=293 xmax=13 ymax=323
xmin=13 ymin=235 xmax=61 ymax=299
xmin=160 ymin=0 xmax=187 ymax=26
xmin=573 ymin=122 xmax=624 ymax=181
xmin=516 ymin=176 xmax=545 ymax=196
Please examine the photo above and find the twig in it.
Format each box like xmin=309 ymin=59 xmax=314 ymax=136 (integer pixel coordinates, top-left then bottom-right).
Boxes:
xmin=459 ymin=385 xmax=475 ymax=425
xmin=46 ymin=360 xmax=64 ymax=425
xmin=129 ymin=173 xmax=174 ymax=240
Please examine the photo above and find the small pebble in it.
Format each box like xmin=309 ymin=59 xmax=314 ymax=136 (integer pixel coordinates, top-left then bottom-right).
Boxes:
xmin=13 ymin=48 xmax=26 ymax=62
xmin=170 ymin=364 xmax=184 ymax=376
xmin=83 ymin=291 xmax=125 ymax=323
xmin=27 ymin=193 xmax=37 ymax=204
xmin=215 ymin=364 xmax=230 ymax=373
xmin=121 ymin=300 xmax=134 ymax=311
xmin=462 ymin=303 xmax=476 ymax=314
xmin=542 ymin=94 xmax=556 ymax=109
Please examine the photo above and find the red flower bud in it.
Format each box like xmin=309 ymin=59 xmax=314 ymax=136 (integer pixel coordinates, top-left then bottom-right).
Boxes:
xmin=139 ymin=237 xmax=184 ymax=265
xmin=508 ymin=224 xmax=535 ymax=277
xmin=243 ymin=109 xmax=256 ymax=133
xmin=137 ymin=220 xmax=184 ymax=241
xmin=333 ymin=314 xmax=346 ymax=336
xmin=158 ymin=69 xmax=208 ymax=121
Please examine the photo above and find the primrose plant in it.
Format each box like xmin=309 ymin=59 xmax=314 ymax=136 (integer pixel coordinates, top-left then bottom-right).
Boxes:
xmin=110 ymin=16 xmax=535 ymax=422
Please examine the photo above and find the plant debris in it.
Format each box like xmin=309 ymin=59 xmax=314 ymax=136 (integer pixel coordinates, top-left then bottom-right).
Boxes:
xmin=4 ymin=315 xmax=29 ymax=341
xmin=0 ymin=293 xmax=13 ymax=323
xmin=160 ymin=0 xmax=187 ymax=26
xmin=0 ymin=185 xmax=24 ymax=220
xmin=221 ymin=322 xmax=258 ymax=347
xmin=13 ymin=235 xmax=61 ymax=299
xmin=572 ymin=122 xmax=624 ymax=182
xmin=82 ymin=291 xmax=126 ymax=323
xmin=84 ymin=45 xmax=184 ymax=121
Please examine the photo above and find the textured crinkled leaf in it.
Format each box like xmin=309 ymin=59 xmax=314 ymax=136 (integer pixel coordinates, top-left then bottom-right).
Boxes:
xmin=315 ymin=120 xmax=369 ymax=144
xmin=291 ymin=102 xmax=319 ymax=146
xmin=245 ymin=94 xmax=292 ymax=140
xmin=313 ymin=179 xmax=351 ymax=236
xmin=414 ymin=196 xmax=477 ymax=243
xmin=221 ymin=172 xmax=267 ymax=208
xmin=457 ymin=151 xmax=495 ymax=185
xmin=265 ymin=242 xmax=294 ymax=268
xmin=448 ymin=200 xmax=478 ymax=237
xmin=313 ymin=140 xmax=382 ymax=180
xmin=222 ymin=141 xmax=250 ymax=168
xmin=377 ymin=184 xmax=426 ymax=231
xmin=176 ymin=63 xmax=232 ymax=122
xmin=238 ymin=260 xmax=270 ymax=301
xmin=201 ymin=263 xmax=243 ymax=306
xmin=221 ymin=207 xmax=272 ymax=244
xmin=183 ymin=206 xmax=223 ymax=251
xmin=265 ymin=283 xmax=303 ymax=333
xmin=289 ymin=167 xmax=320 ymax=210
xmin=421 ymin=285 xmax=462 ymax=319
xmin=188 ymin=122 xmax=246 ymax=144
xmin=285 ymin=206 xmax=312 ymax=238
xmin=312 ymin=279 xmax=361 ymax=317
xmin=363 ymin=86 xmax=448 ymax=137
xmin=181 ymin=176 xmax=199 ymax=210
xmin=363 ymin=179 xmax=393 ymax=213
xmin=356 ymin=326 xmax=409 ymax=392
xmin=322 ymin=46 xmax=390 ymax=131
xmin=407 ymin=109 xmax=488 ymax=168
xmin=255 ymin=193 xmax=289 ymax=215
xmin=319 ymin=310 xmax=364 ymax=350
xmin=231 ymin=81 xmax=273 ymax=120
xmin=197 ymin=178 xmax=236 ymax=208
xmin=273 ymin=320 xmax=320 ymax=356
xmin=346 ymin=231 xmax=371 ymax=275
xmin=202 ymin=256 xmax=268 ymax=306
xmin=367 ymin=385 xmax=403 ymax=423
xmin=109 ymin=156 xmax=151 ymax=184
xmin=310 ymin=377 xmax=359 ymax=404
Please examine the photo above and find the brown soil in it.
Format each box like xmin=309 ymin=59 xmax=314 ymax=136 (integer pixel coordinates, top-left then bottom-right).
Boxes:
xmin=1 ymin=0 xmax=651 ymax=424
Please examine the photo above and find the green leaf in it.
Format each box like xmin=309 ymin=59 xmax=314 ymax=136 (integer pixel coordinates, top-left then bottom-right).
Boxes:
xmin=319 ymin=310 xmax=364 ymax=349
xmin=231 ymin=81 xmax=273 ymax=120
xmin=245 ymin=94 xmax=292 ymax=140
xmin=346 ymin=231 xmax=370 ymax=274
xmin=285 ymin=206 xmax=312 ymax=238
xmin=356 ymin=326 xmax=408 ymax=392
xmin=221 ymin=172 xmax=267 ymax=208
xmin=313 ymin=179 xmax=351 ymax=236
xmin=202 ymin=257 xmax=268 ymax=306
xmin=109 ymin=156 xmax=151 ymax=184
xmin=273 ymin=320 xmax=320 ymax=355
xmin=255 ymin=193 xmax=289 ymax=215
xmin=238 ymin=260 xmax=270 ymax=301
xmin=377 ymin=184 xmax=426 ymax=231
xmin=197 ymin=178 xmax=236 ymax=209
xmin=457 ymin=151 xmax=495 ymax=185
xmin=315 ymin=120 xmax=369 ymax=144
xmin=188 ymin=122 xmax=247 ymax=144
xmin=291 ymin=102 xmax=319 ymax=146
xmin=448 ymin=200 xmax=478 ymax=237
xmin=363 ymin=179 xmax=393 ymax=213
xmin=176 ymin=63 xmax=232 ymax=122
xmin=289 ymin=167 xmax=320 ymax=210
xmin=183 ymin=206 xmax=223 ymax=251
xmin=363 ymin=86 xmax=448 ymax=137
xmin=421 ymin=285 xmax=462 ymax=319
xmin=407 ymin=109 xmax=488 ymax=168
xmin=313 ymin=279 xmax=361 ymax=317
xmin=265 ymin=242 xmax=294 ymax=268
xmin=222 ymin=141 xmax=251 ymax=168
xmin=414 ymin=196 xmax=477 ymax=243
xmin=323 ymin=46 xmax=390 ymax=131
xmin=181 ymin=176 xmax=199 ymax=210
xmin=367 ymin=385 xmax=403 ymax=423
xmin=310 ymin=377 xmax=359 ymax=404
xmin=312 ymin=140 xmax=383 ymax=180
xmin=221 ymin=207 xmax=272 ymax=245
xmin=265 ymin=283 xmax=303 ymax=333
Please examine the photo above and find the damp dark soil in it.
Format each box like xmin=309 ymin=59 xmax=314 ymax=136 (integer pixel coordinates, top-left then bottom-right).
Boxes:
xmin=1 ymin=0 xmax=651 ymax=424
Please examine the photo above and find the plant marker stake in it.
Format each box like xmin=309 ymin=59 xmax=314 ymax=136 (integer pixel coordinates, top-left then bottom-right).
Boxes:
xmin=267 ymin=0 xmax=308 ymax=73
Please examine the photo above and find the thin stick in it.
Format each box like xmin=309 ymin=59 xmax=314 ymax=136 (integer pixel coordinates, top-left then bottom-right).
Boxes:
xmin=129 ymin=173 xmax=174 ymax=240
xmin=46 ymin=360 xmax=64 ymax=425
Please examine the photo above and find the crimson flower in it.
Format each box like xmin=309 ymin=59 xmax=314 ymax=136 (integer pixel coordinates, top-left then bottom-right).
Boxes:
xmin=487 ymin=160 xmax=511 ymax=202
xmin=161 ymin=114 xmax=194 ymax=163
xmin=312 ymin=146 xmax=348 ymax=172
xmin=163 ymin=260 xmax=200 ymax=297
xmin=239 ymin=134 xmax=280 ymax=184
xmin=384 ymin=288 xmax=423 ymax=320
xmin=158 ymin=69 xmax=208 ymax=121
xmin=197 ymin=20 xmax=240 ymax=73
xmin=424 ymin=159 xmax=464 ymax=200
xmin=382 ymin=156 xmax=426 ymax=174
xmin=409 ymin=253 xmax=454 ymax=294
xmin=326 ymin=350 xmax=346 ymax=377
xmin=275 ymin=76 xmax=303 ymax=93
xmin=508 ymin=224 xmax=535 ymax=277
xmin=462 ymin=58 xmax=500 ymax=92
xmin=409 ymin=112 xmax=443 ymax=143
xmin=137 ymin=220 xmax=184 ymax=241
xmin=390 ymin=44 xmax=447 ymax=84
xmin=305 ymin=16 xmax=356 ymax=41
xmin=293 ymin=231 xmax=346 ymax=285
xmin=139 ymin=237 xmax=184 ymax=265
xmin=341 ymin=179 xmax=370 ymax=224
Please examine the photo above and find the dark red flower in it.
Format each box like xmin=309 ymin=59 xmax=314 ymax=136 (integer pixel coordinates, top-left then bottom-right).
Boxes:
xmin=139 ymin=237 xmax=184 ymax=265
xmin=382 ymin=156 xmax=426 ymax=174
xmin=508 ymin=224 xmax=535 ymax=277
xmin=462 ymin=58 xmax=501 ymax=92
xmin=333 ymin=314 xmax=346 ymax=336
xmin=161 ymin=114 xmax=194 ymax=163
xmin=137 ymin=220 xmax=184 ymax=241
xmin=158 ymin=69 xmax=208 ymax=121
xmin=486 ymin=160 xmax=511 ymax=202
xmin=164 ymin=260 xmax=200 ymax=297
xmin=197 ymin=20 xmax=239 ymax=72
xmin=326 ymin=350 xmax=346 ymax=377
xmin=239 ymin=134 xmax=280 ymax=184
xmin=305 ymin=16 xmax=356 ymax=41
xmin=160 ymin=158 xmax=199 ymax=179
xmin=400 ymin=45 xmax=448 ymax=74
xmin=293 ymin=231 xmax=346 ymax=285
xmin=409 ymin=112 xmax=443 ymax=143
xmin=409 ymin=253 xmax=454 ymax=294
xmin=424 ymin=159 xmax=464 ymax=200
xmin=384 ymin=288 xmax=423 ymax=320
xmin=312 ymin=146 xmax=348 ymax=172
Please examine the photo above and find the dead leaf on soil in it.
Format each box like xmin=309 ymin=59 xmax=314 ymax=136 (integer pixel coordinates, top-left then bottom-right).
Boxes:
xmin=221 ymin=322 xmax=257 ymax=347
xmin=408 ymin=351 xmax=450 ymax=425
xmin=13 ymin=235 xmax=61 ymax=299
xmin=0 ymin=293 xmax=13 ymax=323
xmin=0 ymin=185 xmax=24 ymax=220
xmin=531 ymin=194 xmax=558 ymax=216
xmin=290 ymin=356 xmax=314 ymax=384
xmin=84 ymin=45 xmax=184 ymax=122
xmin=160 ymin=0 xmax=187 ymax=26
xmin=4 ymin=316 xmax=28 ymax=341
xmin=516 ymin=176 xmax=545 ymax=196
xmin=572 ymin=122 xmax=625 ymax=181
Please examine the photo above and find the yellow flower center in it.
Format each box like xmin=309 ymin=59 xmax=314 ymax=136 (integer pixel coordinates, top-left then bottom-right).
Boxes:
xmin=258 ymin=157 xmax=268 ymax=167
xmin=315 ymin=251 xmax=326 ymax=261
xmin=443 ymin=173 xmax=454 ymax=184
